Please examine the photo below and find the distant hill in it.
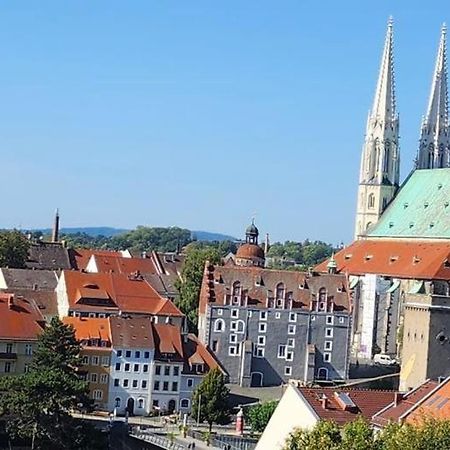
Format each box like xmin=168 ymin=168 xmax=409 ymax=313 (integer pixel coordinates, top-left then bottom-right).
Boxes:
xmin=33 ymin=227 xmax=237 ymax=242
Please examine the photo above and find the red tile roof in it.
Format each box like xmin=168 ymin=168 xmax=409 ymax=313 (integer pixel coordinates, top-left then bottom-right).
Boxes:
xmin=70 ymin=249 xmax=122 ymax=271
xmin=63 ymin=317 xmax=111 ymax=344
xmin=371 ymin=379 xmax=439 ymax=427
xmin=315 ymin=240 xmax=450 ymax=280
xmin=152 ymin=323 xmax=184 ymax=361
xmin=199 ymin=264 xmax=351 ymax=315
xmin=62 ymin=271 xmax=183 ymax=316
xmin=182 ymin=333 xmax=224 ymax=375
xmin=0 ymin=293 xmax=45 ymax=340
xmin=90 ymin=254 xmax=158 ymax=275
xmin=298 ymin=386 xmax=396 ymax=425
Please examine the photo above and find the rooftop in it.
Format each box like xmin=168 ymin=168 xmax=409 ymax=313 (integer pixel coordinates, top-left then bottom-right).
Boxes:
xmin=63 ymin=317 xmax=111 ymax=344
xmin=109 ymin=316 xmax=155 ymax=349
xmin=0 ymin=268 xmax=58 ymax=291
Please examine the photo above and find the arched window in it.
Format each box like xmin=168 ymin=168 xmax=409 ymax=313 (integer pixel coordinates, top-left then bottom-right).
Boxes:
xmin=232 ymin=281 xmax=241 ymax=297
xmin=317 ymin=368 xmax=328 ymax=380
xmin=276 ymin=283 xmax=285 ymax=300
xmin=115 ymin=397 xmax=121 ymax=408
xmin=138 ymin=398 xmax=144 ymax=409
xmin=368 ymin=193 xmax=375 ymax=209
xmin=318 ymin=288 xmax=326 ymax=302
xmin=214 ymin=319 xmax=225 ymax=332
xmin=366 ymin=221 xmax=372 ymax=230
xmin=180 ymin=398 xmax=190 ymax=409
xmin=236 ymin=320 xmax=245 ymax=333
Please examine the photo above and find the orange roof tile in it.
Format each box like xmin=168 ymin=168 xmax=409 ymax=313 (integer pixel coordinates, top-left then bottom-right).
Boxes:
xmin=152 ymin=323 xmax=184 ymax=361
xmin=0 ymin=293 xmax=45 ymax=340
xmin=315 ymin=240 xmax=450 ymax=280
xmin=63 ymin=317 xmax=111 ymax=344
xmin=182 ymin=333 xmax=224 ymax=375
xmin=70 ymin=249 xmax=122 ymax=271
xmin=91 ymin=254 xmax=158 ymax=275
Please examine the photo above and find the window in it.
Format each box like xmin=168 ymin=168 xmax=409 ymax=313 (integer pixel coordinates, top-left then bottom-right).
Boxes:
xmin=287 ymin=338 xmax=295 ymax=348
xmin=172 ymin=382 xmax=178 ymax=391
xmin=115 ymin=362 xmax=120 ymax=371
xmin=142 ymin=380 xmax=147 ymax=389
xmin=124 ymin=363 xmax=130 ymax=372
xmin=154 ymin=381 xmax=160 ymax=391
xmin=212 ymin=340 xmax=218 ymax=352
xmin=24 ymin=364 xmax=30 ymax=373
xmin=4 ymin=362 xmax=11 ymax=373
xmin=135 ymin=351 xmax=140 ymax=359
xmin=278 ymin=345 xmax=287 ymax=358
xmin=229 ymin=334 xmax=237 ymax=344
xmin=123 ymin=379 xmax=129 ymax=387
xmin=214 ymin=319 xmax=225 ymax=332
xmin=286 ymin=351 xmax=294 ymax=362
xmin=260 ymin=311 xmax=267 ymax=321
xmin=180 ymin=399 xmax=190 ymax=409
xmin=155 ymin=365 xmax=161 ymax=375
xmin=93 ymin=390 xmax=103 ymax=400
xmin=229 ymin=346 xmax=238 ymax=356
xmin=368 ymin=193 xmax=375 ymax=209
xmin=285 ymin=366 xmax=292 ymax=376
xmin=326 ymin=316 xmax=334 ymax=325
xmin=117 ymin=350 xmax=122 ymax=358
xmin=174 ymin=367 xmax=179 ymax=376
xmin=289 ymin=312 xmax=297 ymax=323
xmin=88 ymin=312 xmax=96 ymax=318
xmin=258 ymin=336 xmax=266 ymax=346
xmin=163 ymin=381 xmax=169 ymax=391
xmin=164 ymin=366 xmax=170 ymax=376
xmin=143 ymin=364 xmax=148 ymax=373
xmin=100 ymin=374 xmax=108 ymax=384
xmin=101 ymin=356 xmax=109 ymax=366
xmin=318 ymin=288 xmax=327 ymax=302
xmin=115 ymin=397 xmax=121 ymax=408
xmin=90 ymin=373 xmax=98 ymax=383
xmin=236 ymin=320 xmax=245 ymax=333
xmin=138 ymin=399 xmax=144 ymax=409
xmin=132 ymin=380 xmax=138 ymax=388
xmin=125 ymin=350 xmax=131 ymax=358
xmin=144 ymin=351 xmax=150 ymax=359
xmin=254 ymin=347 xmax=264 ymax=358
xmin=276 ymin=283 xmax=285 ymax=300
xmin=217 ymin=308 xmax=223 ymax=316
xmin=134 ymin=364 xmax=139 ymax=372
xmin=152 ymin=400 xmax=159 ymax=408
xmin=114 ymin=379 xmax=119 ymax=387
xmin=248 ymin=311 xmax=253 ymax=318
xmin=259 ymin=322 xmax=267 ymax=333
xmin=187 ymin=378 xmax=194 ymax=388
xmin=82 ymin=356 xmax=89 ymax=366
xmin=275 ymin=312 xmax=281 ymax=319
xmin=288 ymin=324 xmax=296 ymax=335
xmin=339 ymin=317 xmax=345 ymax=324
xmin=230 ymin=321 xmax=237 ymax=332
xmin=25 ymin=344 xmax=33 ymax=356
xmin=231 ymin=309 xmax=239 ymax=318
xmin=6 ymin=343 xmax=13 ymax=353
xmin=324 ymin=352 xmax=331 ymax=362
xmin=325 ymin=328 xmax=333 ymax=338
xmin=311 ymin=316 xmax=316 ymax=321
xmin=325 ymin=341 xmax=333 ymax=351
xmin=91 ymin=356 xmax=99 ymax=366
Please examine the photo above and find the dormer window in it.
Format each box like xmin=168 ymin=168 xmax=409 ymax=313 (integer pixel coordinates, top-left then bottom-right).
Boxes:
xmin=276 ymin=283 xmax=285 ymax=300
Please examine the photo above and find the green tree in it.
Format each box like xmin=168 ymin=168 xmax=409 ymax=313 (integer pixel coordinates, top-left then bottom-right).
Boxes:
xmin=175 ymin=246 xmax=221 ymax=332
xmin=191 ymin=368 xmax=230 ymax=432
xmin=0 ymin=230 xmax=30 ymax=268
xmin=0 ymin=318 xmax=99 ymax=449
xmin=247 ymin=401 xmax=278 ymax=432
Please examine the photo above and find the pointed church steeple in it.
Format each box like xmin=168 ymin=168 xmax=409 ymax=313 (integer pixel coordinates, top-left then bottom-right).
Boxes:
xmin=417 ymin=24 xmax=450 ymax=169
xmin=354 ymin=18 xmax=400 ymax=239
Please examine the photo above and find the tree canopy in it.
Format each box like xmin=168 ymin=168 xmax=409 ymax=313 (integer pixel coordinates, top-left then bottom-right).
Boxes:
xmin=191 ymin=368 xmax=230 ymax=432
xmin=0 ymin=230 xmax=30 ymax=268
xmin=0 ymin=317 xmax=104 ymax=449
xmin=283 ymin=417 xmax=450 ymax=450
xmin=247 ymin=401 xmax=278 ymax=432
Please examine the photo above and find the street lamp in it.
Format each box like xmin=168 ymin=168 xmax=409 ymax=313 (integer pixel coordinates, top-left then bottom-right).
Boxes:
xmin=196 ymin=394 xmax=202 ymax=428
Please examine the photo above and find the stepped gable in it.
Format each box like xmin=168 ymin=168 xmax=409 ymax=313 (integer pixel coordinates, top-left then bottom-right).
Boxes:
xmin=199 ymin=265 xmax=350 ymax=314
xmin=316 ymin=239 xmax=450 ymax=280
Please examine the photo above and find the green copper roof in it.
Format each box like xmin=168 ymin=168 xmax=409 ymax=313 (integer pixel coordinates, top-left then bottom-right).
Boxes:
xmin=368 ymin=168 xmax=450 ymax=239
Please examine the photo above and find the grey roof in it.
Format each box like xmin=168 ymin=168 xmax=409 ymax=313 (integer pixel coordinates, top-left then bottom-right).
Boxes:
xmin=109 ymin=316 xmax=155 ymax=349
xmin=1 ymin=268 xmax=58 ymax=291
xmin=26 ymin=242 xmax=72 ymax=270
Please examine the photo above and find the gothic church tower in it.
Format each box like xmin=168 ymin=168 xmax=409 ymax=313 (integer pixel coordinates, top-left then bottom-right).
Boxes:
xmin=417 ymin=25 xmax=449 ymax=169
xmin=354 ymin=19 xmax=400 ymax=239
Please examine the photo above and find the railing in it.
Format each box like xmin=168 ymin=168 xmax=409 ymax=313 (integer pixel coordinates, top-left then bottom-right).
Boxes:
xmin=186 ymin=429 xmax=257 ymax=450
xmin=130 ymin=429 xmax=186 ymax=450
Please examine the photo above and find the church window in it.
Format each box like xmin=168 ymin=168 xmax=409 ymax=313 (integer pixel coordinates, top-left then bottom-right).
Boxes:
xmin=368 ymin=194 xmax=375 ymax=209
xmin=366 ymin=222 xmax=372 ymax=230
xmin=383 ymin=140 xmax=391 ymax=173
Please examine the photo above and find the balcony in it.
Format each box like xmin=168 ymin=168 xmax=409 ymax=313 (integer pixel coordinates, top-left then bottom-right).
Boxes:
xmin=0 ymin=352 xmax=17 ymax=360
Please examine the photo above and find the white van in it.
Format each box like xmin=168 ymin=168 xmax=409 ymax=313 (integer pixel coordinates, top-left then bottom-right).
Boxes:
xmin=373 ymin=354 xmax=398 ymax=366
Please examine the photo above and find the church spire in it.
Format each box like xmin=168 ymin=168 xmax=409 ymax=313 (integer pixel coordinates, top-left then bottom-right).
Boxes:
xmin=354 ymin=18 xmax=400 ymax=239
xmin=371 ymin=17 xmax=396 ymax=123
xmin=417 ymin=24 xmax=450 ymax=169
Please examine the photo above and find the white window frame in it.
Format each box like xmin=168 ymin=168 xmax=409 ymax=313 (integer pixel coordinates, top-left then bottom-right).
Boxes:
xmin=259 ymin=322 xmax=267 ymax=333
xmin=91 ymin=356 xmax=99 ymax=366
xmin=257 ymin=336 xmax=266 ymax=346
xmin=180 ymin=398 xmax=190 ymax=409
xmin=326 ymin=316 xmax=334 ymax=325
xmin=93 ymin=389 xmax=103 ymax=400
xmin=214 ymin=319 xmax=225 ymax=332
xmin=339 ymin=316 xmax=345 ymax=324
xmin=254 ymin=347 xmax=265 ymax=358
xmin=90 ymin=373 xmax=98 ymax=383
xmin=324 ymin=352 xmax=331 ymax=362
xmin=229 ymin=334 xmax=237 ymax=344
xmin=311 ymin=315 xmax=316 ymax=321
xmin=325 ymin=328 xmax=333 ymax=338
xmin=324 ymin=341 xmax=333 ymax=351
xmin=278 ymin=345 xmax=286 ymax=359
xmin=231 ymin=309 xmax=239 ymax=318
xmin=286 ymin=350 xmax=294 ymax=362
xmin=228 ymin=346 xmax=238 ymax=356
xmin=287 ymin=338 xmax=295 ymax=348
xmin=260 ymin=311 xmax=267 ymax=321
xmin=289 ymin=312 xmax=297 ymax=323
xmin=100 ymin=373 xmax=108 ymax=384
xmin=248 ymin=310 xmax=253 ymax=318
xmin=230 ymin=321 xmax=237 ymax=332
xmin=187 ymin=378 xmax=194 ymax=388
xmin=284 ymin=366 xmax=292 ymax=376
xmin=288 ymin=324 xmax=296 ymax=335
xmin=101 ymin=356 xmax=110 ymax=366
xmin=275 ymin=312 xmax=281 ymax=319
xmin=217 ymin=308 xmax=223 ymax=316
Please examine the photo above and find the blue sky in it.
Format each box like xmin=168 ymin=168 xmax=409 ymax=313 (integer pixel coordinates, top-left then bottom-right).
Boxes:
xmin=1 ymin=1 xmax=448 ymax=244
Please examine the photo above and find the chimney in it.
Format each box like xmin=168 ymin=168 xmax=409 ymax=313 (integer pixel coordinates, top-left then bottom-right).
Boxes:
xmin=142 ymin=251 xmax=147 ymax=259
xmin=320 ymin=395 xmax=329 ymax=409
xmin=8 ymin=295 xmax=14 ymax=310
xmin=264 ymin=233 xmax=270 ymax=254
xmin=51 ymin=208 xmax=60 ymax=243
xmin=393 ymin=392 xmax=403 ymax=407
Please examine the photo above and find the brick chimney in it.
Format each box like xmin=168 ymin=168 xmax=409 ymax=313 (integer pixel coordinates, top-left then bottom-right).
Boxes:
xmin=8 ymin=295 xmax=14 ymax=310
xmin=320 ymin=395 xmax=329 ymax=409
xmin=393 ymin=392 xmax=403 ymax=407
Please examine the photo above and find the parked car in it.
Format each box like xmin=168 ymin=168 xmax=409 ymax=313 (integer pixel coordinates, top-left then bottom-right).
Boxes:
xmin=373 ymin=354 xmax=398 ymax=366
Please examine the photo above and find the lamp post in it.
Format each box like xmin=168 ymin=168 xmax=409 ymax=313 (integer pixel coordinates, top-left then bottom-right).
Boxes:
xmin=196 ymin=394 xmax=202 ymax=428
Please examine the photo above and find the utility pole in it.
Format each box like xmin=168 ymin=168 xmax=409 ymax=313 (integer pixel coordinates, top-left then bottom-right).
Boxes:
xmin=196 ymin=394 xmax=202 ymax=428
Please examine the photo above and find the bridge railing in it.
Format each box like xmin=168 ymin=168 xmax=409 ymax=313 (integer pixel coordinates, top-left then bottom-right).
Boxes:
xmin=130 ymin=429 xmax=186 ymax=450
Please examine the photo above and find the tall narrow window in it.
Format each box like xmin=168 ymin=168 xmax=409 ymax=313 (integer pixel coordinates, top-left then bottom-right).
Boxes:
xmin=368 ymin=193 xmax=375 ymax=209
